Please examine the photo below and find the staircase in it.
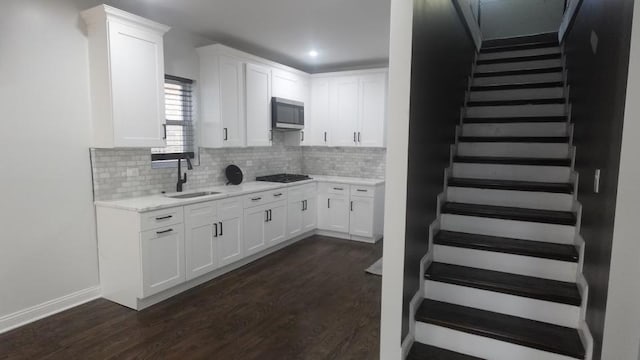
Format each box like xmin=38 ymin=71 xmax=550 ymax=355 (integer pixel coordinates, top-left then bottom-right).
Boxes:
xmin=406 ymin=35 xmax=593 ymax=360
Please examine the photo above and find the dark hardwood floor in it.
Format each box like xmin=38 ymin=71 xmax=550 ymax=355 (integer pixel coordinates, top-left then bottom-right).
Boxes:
xmin=0 ymin=236 xmax=382 ymax=360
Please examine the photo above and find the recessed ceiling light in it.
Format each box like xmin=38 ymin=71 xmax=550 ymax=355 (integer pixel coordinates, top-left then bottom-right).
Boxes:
xmin=308 ymin=50 xmax=319 ymax=58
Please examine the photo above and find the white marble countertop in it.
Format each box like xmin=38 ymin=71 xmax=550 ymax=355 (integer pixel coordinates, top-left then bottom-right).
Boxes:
xmin=95 ymin=175 xmax=384 ymax=212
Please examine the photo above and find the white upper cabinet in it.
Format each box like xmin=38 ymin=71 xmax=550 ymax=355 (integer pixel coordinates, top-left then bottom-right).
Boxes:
xmin=309 ymin=78 xmax=331 ymax=146
xmin=358 ymin=72 xmax=388 ymax=147
xmin=82 ymin=5 xmax=169 ymax=148
xmin=330 ymin=76 xmax=360 ymax=147
xmin=245 ymin=63 xmax=273 ymax=147
xmin=272 ymin=69 xmax=306 ymax=102
xmin=218 ymin=55 xmax=246 ymax=147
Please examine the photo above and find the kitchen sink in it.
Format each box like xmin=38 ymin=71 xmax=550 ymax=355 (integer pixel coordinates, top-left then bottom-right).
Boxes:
xmin=166 ymin=191 xmax=221 ymax=199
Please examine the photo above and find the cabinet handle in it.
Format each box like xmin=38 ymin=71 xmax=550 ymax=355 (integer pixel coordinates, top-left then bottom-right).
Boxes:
xmin=156 ymin=228 xmax=173 ymax=235
xmin=351 ymin=201 xmax=354 ymax=212
xmin=358 ymin=132 xmax=361 ymax=143
xmin=265 ymin=210 xmax=269 ymax=222
xmin=353 ymin=132 xmax=357 ymax=143
xmin=328 ymin=198 xmax=331 ymax=208
xmin=252 ymin=197 xmax=262 ymax=201
xmin=219 ymin=221 xmax=223 ymax=236
xmin=301 ymin=200 xmax=305 ymax=211
xmin=274 ymin=193 xmax=283 ymax=197
xmin=213 ymin=223 xmax=218 ymax=237
xmin=357 ymin=189 xmax=368 ymax=192
xmin=223 ymin=127 xmax=228 ymax=141
xmin=301 ymin=131 xmax=304 ymax=142
xmin=268 ymin=209 xmax=272 ymax=221
xmin=162 ymin=124 xmax=167 ymax=140
xmin=155 ymin=215 xmax=173 ymax=220
xmin=304 ymin=200 xmax=308 ymax=211
xmin=333 ymin=187 xmax=344 ymax=191
xmin=324 ymin=132 xmax=327 ymax=142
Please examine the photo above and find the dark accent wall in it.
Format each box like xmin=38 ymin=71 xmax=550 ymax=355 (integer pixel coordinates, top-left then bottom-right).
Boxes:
xmin=402 ymin=0 xmax=476 ymax=338
xmin=563 ymin=0 xmax=634 ymax=358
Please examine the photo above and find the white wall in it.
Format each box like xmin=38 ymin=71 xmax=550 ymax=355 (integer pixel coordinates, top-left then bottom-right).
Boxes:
xmin=456 ymin=0 xmax=483 ymax=49
xmin=480 ymin=0 xmax=565 ymax=40
xmin=601 ymin=1 xmax=640 ymax=358
xmin=379 ymin=0 xmax=413 ymax=358
xmin=0 ymin=0 xmax=211 ymax=332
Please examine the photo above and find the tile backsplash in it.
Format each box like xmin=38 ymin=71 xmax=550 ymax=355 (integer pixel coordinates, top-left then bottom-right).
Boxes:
xmin=91 ymin=134 xmax=386 ymax=201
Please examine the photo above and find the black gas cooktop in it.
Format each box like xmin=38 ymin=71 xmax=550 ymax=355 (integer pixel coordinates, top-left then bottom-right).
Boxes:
xmin=256 ymin=174 xmax=312 ymax=183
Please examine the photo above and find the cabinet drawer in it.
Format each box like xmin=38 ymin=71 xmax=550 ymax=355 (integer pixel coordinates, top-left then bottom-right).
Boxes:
xmin=350 ymin=185 xmax=375 ymax=198
xmin=244 ymin=189 xmax=288 ymax=208
xmin=141 ymin=207 xmax=184 ymax=231
xmin=319 ymin=182 xmax=349 ymax=196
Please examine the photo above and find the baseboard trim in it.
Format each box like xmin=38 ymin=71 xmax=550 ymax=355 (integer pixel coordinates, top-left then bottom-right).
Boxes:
xmin=0 ymin=286 xmax=101 ymax=334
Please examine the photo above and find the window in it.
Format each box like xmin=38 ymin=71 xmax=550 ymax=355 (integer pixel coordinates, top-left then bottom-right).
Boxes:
xmin=151 ymin=75 xmax=197 ymax=166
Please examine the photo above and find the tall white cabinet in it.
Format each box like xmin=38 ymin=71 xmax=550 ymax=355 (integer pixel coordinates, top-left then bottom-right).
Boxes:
xmin=82 ymin=5 xmax=170 ymax=148
xmin=245 ymin=63 xmax=273 ymax=147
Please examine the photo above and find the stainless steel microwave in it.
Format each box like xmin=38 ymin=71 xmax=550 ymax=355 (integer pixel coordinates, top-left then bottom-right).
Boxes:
xmin=272 ymin=97 xmax=304 ymax=130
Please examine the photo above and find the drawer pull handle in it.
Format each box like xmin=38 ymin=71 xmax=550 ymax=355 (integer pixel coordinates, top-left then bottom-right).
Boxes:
xmin=155 ymin=215 xmax=173 ymax=220
xmin=156 ymin=229 xmax=173 ymax=235
xmin=333 ymin=187 xmax=344 ymax=191
xmin=219 ymin=221 xmax=223 ymax=236
xmin=274 ymin=193 xmax=283 ymax=197
xmin=252 ymin=197 xmax=262 ymax=201
xmin=357 ymin=189 xmax=368 ymax=192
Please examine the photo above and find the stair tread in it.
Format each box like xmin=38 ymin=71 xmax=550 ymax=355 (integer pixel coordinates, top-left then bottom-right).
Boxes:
xmin=426 ymin=262 xmax=581 ymax=305
xmin=470 ymin=82 xmax=564 ymax=92
xmin=448 ymin=178 xmax=574 ymax=193
xmin=407 ymin=342 xmax=485 ymax=360
xmin=434 ymin=230 xmax=579 ymax=262
xmin=416 ymin=299 xmax=585 ymax=358
xmin=454 ymin=156 xmax=572 ymax=166
xmin=467 ymin=98 xmax=566 ymax=107
xmin=474 ymin=67 xmax=563 ymax=78
xmin=464 ymin=116 xmax=568 ymax=124
xmin=441 ymin=202 xmax=577 ymax=225
xmin=480 ymin=41 xmax=560 ymax=54
xmin=477 ymin=53 xmax=561 ymax=65
xmin=458 ymin=136 xmax=569 ymax=143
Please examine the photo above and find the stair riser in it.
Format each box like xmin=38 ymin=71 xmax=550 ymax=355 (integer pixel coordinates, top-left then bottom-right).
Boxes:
xmin=452 ymin=163 xmax=572 ymax=183
xmin=440 ymin=214 xmax=576 ymax=244
xmin=433 ymin=245 xmax=578 ymax=282
xmin=469 ymin=87 xmax=565 ymax=102
xmin=473 ymin=72 xmax=563 ymax=87
xmin=415 ymin=323 xmax=581 ymax=360
xmin=457 ymin=143 xmax=570 ymax=159
xmin=477 ymin=59 xmax=563 ymax=74
xmin=447 ymin=187 xmax=574 ymax=211
xmin=424 ymin=281 xmax=580 ymax=328
xmin=478 ymin=47 xmax=562 ymax=61
xmin=466 ymin=104 xmax=567 ymax=118
xmin=461 ymin=123 xmax=569 ymax=137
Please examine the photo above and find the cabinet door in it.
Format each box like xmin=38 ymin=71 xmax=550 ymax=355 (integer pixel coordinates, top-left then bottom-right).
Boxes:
xmin=108 ymin=20 xmax=166 ymax=147
xmin=245 ymin=63 xmax=272 ymax=147
xmin=265 ymin=201 xmax=287 ymax=246
xmin=287 ymin=199 xmax=304 ymax=239
xmin=272 ymin=69 xmax=303 ymax=101
xmin=219 ymin=55 xmax=245 ymax=147
xmin=244 ymin=205 xmax=268 ymax=257
xmin=318 ymin=195 xmax=350 ymax=233
xmin=302 ymin=196 xmax=317 ymax=233
xmin=330 ymin=76 xmax=359 ymax=147
xmin=350 ymin=196 xmax=375 ymax=237
xmin=310 ymin=78 xmax=330 ymax=146
xmin=359 ymin=72 xmax=387 ymax=147
xmin=184 ymin=202 xmax=218 ymax=280
xmin=199 ymin=53 xmax=223 ymax=148
xmin=141 ymin=224 xmax=185 ymax=297
xmin=218 ymin=198 xmax=244 ymax=267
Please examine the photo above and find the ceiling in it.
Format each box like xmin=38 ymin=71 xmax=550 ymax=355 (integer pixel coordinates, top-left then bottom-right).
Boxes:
xmin=102 ymin=0 xmax=391 ymax=73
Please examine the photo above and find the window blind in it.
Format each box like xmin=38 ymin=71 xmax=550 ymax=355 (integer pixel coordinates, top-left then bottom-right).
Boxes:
xmin=151 ymin=75 xmax=195 ymax=161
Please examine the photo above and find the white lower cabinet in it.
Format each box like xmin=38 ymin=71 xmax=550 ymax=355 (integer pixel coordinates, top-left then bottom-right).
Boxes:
xmin=265 ymin=200 xmax=287 ymax=246
xmin=287 ymin=184 xmax=318 ymax=238
xmin=244 ymin=205 xmax=268 ymax=256
xmin=141 ymin=224 xmax=186 ymax=298
xmin=217 ymin=198 xmax=244 ymax=267
xmin=184 ymin=202 xmax=218 ymax=281
xmin=349 ymin=196 xmax=374 ymax=238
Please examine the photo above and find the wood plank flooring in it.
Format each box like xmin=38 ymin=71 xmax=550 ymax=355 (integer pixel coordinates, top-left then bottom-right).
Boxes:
xmin=0 ymin=236 xmax=382 ymax=360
